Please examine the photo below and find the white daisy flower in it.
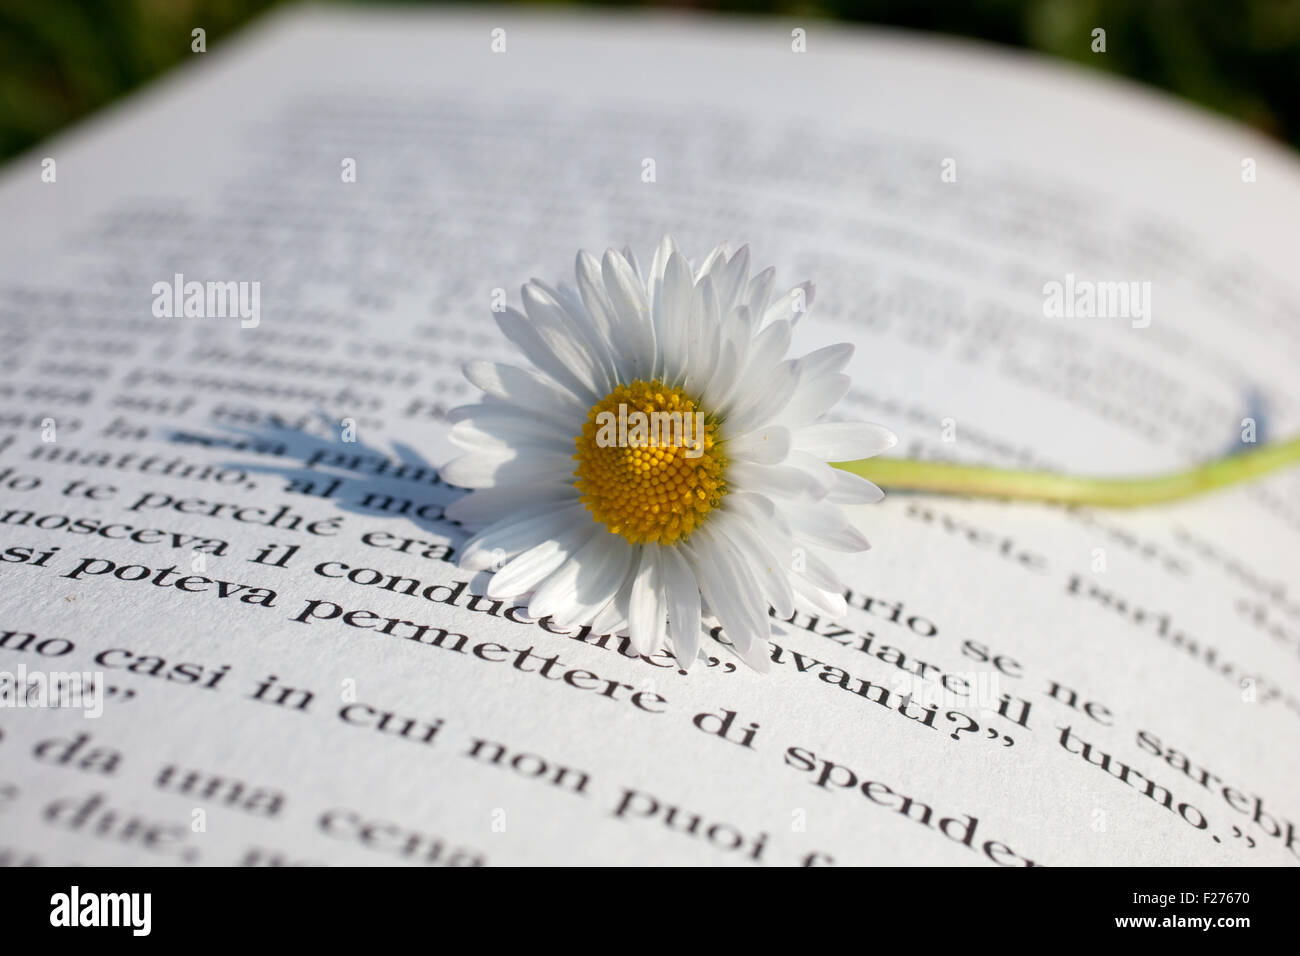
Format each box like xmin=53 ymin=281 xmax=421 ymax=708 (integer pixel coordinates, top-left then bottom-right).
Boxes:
xmin=443 ymin=238 xmax=896 ymax=672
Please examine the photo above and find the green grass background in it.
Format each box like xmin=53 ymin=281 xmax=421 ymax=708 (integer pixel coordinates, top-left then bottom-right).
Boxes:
xmin=1 ymin=0 xmax=1298 ymax=161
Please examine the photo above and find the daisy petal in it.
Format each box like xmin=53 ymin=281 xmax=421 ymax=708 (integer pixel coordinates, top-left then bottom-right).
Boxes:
xmin=786 ymin=499 xmax=872 ymax=552
xmin=794 ymin=421 xmax=898 ymax=460
xmin=495 ymin=308 xmax=599 ymax=405
xmin=682 ymin=275 xmax=722 ymax=392
xmin=460 ymin=503 xmax=589 ymax=570
xmin=627 ymin=546 xmax=666 ymax=655
xmin=713 ymin=245 xmax=751 ymax=313
xmin=722 ymin=359 xmax=800 ymax=436
xmin=655 ymin=251 xmax=693 ymax=381
xmin=728 ymin=460 xmax=826 ymax=500
xmin=725 ymin=425 xmax=792 ymax=464
xmin=780 ymin=450 xmax=884 ymax=505
xmin=764 ymin=281 xmax=815 ymax=326
xmin=686 ymin=525 xmax=768 ymax=655
xmin=589 ymin=570 xmax=633 ymax=636
xmin=529 ymin=531 xmax=633 ymax=625
xmin=441 ymin=451 xmax=573 ymax=489
xmin=551 ymin=534 xmax=636 ymax=629
xmin=463 ymin=361 xmax=587 ymax=419
xmin=825 ymin=467 xmax=886 ymax=504
xmin=445 ymin=484 xmax=577 ymax=526
xmin=694 ymin=242 xmax=730 ymax=283
xmin=715 ymin=511 xmax=794 ymax=619
xmin=522 ymin=281 xmax=614 ymax=396
xmin=450 ymin=419 xmax=572 ymax=456
xmin=576 ymin=250 xmax=636 ymax=383
xmin=798 ymin=342 xmax=854 ymax=377
xmin=659 ymin=544 xmax=702 ymax=670
xmin=602 ymin=250 xmax=655 ymax=379
xmin=486 ymin=523 xmax=600 ymax=599
xmin=746 ymin=266 xmax=776 ymax=321
xmin=774 ymin=370 xmax=850 ymax=428
xmin=791 ymin=572 xmax=850 ymax=620
xmin=796 ymin=546 xmax=848 ymax=595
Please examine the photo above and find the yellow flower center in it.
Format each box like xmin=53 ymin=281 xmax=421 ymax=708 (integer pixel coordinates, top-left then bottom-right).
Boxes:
xmin=573 ymin=379 xmax=726 ymax=544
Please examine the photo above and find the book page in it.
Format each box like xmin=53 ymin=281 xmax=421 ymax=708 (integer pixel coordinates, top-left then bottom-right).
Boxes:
xmin=1 ymin=5 xmax=1297 ymax=866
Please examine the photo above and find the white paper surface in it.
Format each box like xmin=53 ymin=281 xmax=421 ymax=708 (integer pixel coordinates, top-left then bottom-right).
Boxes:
xmin=0 ymin=5 xmax=1297 ymax=866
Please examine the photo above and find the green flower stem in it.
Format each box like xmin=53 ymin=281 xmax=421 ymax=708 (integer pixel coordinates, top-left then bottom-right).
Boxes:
xmin=833 ymin=434 xmax=1300 ymax=508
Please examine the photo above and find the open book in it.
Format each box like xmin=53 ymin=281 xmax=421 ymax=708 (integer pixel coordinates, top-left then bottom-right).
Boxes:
xmin=1 ymin=5 xmax=1296 ymax=867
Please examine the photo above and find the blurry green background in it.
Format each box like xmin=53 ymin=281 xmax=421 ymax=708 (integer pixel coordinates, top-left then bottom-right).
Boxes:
xmin=1 ymin=0 xmax=1298 ymax=161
